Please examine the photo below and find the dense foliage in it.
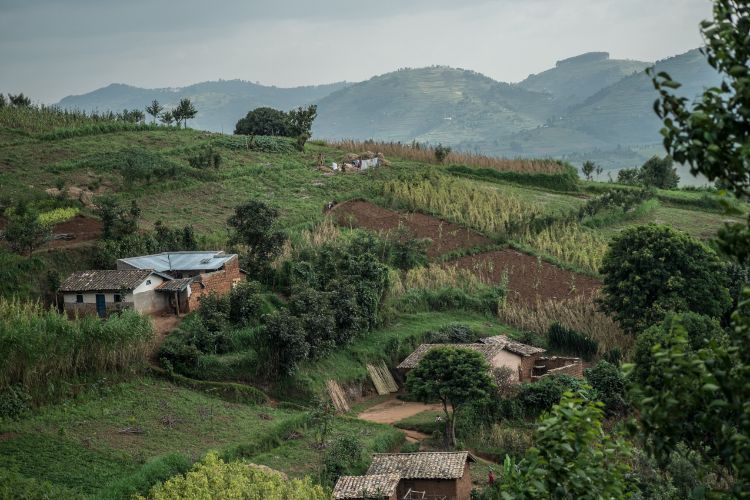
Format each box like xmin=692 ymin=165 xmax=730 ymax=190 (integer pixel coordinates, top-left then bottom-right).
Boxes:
xmin=599 ymin=224 xmax=731 ymax=334
xmin=137 ymin=452 xmax=327 ymax=500
xmin=547 ymin=322 xmax=598 ymax=360
xmin=227 ymin=200 xmax=286 ymax=281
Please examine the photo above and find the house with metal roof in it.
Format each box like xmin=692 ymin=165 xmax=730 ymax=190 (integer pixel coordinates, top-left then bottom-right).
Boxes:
xmin=60 ymin=269 xmax=171 ymax=318
xmin=116 ymin=251 xmax=238 ymax=278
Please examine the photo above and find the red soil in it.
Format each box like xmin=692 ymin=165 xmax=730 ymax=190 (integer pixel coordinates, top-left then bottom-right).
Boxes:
xmin=331 ymin=200 xmax=492 ymax=257
xmin=47 ymin=215 xmax=102 ymax=249
xmin=446 ymin=249 xmax=600 ymax=305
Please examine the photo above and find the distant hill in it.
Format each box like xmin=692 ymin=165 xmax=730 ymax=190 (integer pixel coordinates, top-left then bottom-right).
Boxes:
xmin=555 ymin=49 xmax=721 ymax=146
xmin=57 ymin=80 xmax=349 ymax=133
xmin=518 ymin=52 xmax=650 ymax=109
xmin=56 ymin=49 xmax=720 ymax=169
xmin=313 ymin=66 xmax=553 ymax=144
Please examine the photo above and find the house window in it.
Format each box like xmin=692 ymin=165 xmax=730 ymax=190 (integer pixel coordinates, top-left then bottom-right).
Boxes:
xmin=114 ymin=294 xmax=122 ymax=303
xmin=76 ymin=294 xmax=83 ymax=303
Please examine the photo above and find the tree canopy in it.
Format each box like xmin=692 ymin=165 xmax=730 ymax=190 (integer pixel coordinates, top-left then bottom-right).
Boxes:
xmin=598 ymin=224 xmax=730 ymax=334
xmin=234 ymin=107 xmax=292 ymax=136
xmin=406 ymin=347 xmax=494 ymax=446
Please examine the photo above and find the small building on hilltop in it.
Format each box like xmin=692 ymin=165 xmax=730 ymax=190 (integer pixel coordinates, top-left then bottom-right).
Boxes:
xmin=116 ymin=251 xmax=244 ymax=314
xmin=60 ymin=269 xmax=171 ymax=318
xmin=333 ymin=474 xmax=401 ymax=500
xmin=367 ymin=452 xmax=475 ymax=500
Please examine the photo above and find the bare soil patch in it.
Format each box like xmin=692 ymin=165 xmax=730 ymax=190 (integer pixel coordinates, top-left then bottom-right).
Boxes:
xmin=47 ymin=215 xmax=102 ymax=249
xmin=446 ymin=249 xmax=600 ymax=305
xmin=331 ymin=200 xmax=492 ymax=257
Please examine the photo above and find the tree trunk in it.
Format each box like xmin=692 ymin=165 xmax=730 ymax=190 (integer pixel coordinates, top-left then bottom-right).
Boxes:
xmin=450 ymin=405 xmax=458 ymax=447
xmin=441 ymin=399 xmax=451 ymax=449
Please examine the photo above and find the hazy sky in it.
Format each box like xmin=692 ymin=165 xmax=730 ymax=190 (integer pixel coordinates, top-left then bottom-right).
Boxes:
xmin=1 ymin=0 xmax=711 ymax=103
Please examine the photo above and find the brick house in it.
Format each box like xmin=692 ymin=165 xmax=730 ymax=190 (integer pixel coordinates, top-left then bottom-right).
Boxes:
xmin=60 ymin=269 xmax=171 ymax=318
xmin=116 ymin=251 xmax=244 ymax=314
xmin=367 ymin=452 xmax=475 ymax=500
xmin=397 ymin=336 xmax=582 ymax=383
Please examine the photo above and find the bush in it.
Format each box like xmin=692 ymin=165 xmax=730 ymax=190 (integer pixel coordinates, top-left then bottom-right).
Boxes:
xmin=547 ymin=322 xmax=598 ymax=360
xmin=323 ymin=435 xmax=366 ymax=484
xmin=510 ymin=375 xmax=583 ymax=419
xmin=228 ymin=281 xmax=264 ymax=327
xmin=424 ymin=323 xmax=479 ymax=344
xmin=255 ymin=311 xmax=309 ymax=376
xmin=136 ymin=451 xmax=327 ymax=500
xmin=0 ymin=384 xmax=31 ymax=420
xmin=584 ymin=360 xmax=627 ymax=416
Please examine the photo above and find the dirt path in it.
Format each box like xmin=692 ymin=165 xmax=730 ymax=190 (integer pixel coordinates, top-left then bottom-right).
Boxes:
xmin=358 ymin=396 xmax=442 ymax=444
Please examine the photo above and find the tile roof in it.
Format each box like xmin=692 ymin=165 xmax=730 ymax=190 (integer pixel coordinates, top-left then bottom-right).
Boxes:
xmin=333 ymin=474 xmax=400 ymax=499
xmin=396 ymin=344 xmax=506 ymax=369
xmin=118 ymin=251 xmax=236 ymax=273
xmin=479 ymin=335 xmax=546 ymax=356
xmin=367 ymin=452 xmax=472 ymax=479
xmin=156 ymin=277 xmax=194 ymax=292
xmin=60 ymin=270 xmax=155 ymax=292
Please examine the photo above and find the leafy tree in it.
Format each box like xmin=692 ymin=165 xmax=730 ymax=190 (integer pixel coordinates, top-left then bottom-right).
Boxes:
xmin=0 ymin=94 xmax=6 ymax=108
xmin=288 ymin=104 xmax=317 ymax=151
xmin=8 ymin=93 xmax=31 ymax=107
xmin=256 ymin=310 xmax=309 ymax=376
xmin=598 ymin=224 xmax=730 ymax=334
xmin=628 ymin=2 xmax=750 ymax=495
xmin=146 ymin=100 xmax=163 ymax=123
xmin=2 ymin=208 xmax=50 ymax=256
xmin=406 ymin=347 xmax=494 ymax=446
xmin=493 ymin=390 xmax=634 ymax=499
xmin=617 ymin=167 xmax=641 ymax=185
xmin=175 ymin=98 xmax=197 ymax=128
xmin=234 ymin=107 xmax=292 ymax=136
xmin=434 ymin=144 xmax=452 ymax=163
xmin=228 ymin=281 xmax=263 ymax=327
xmin=322 ymin=435 xmax=365 ymax=485
xmin=639 ymin=156 xmax=679 ymax=189
xmin=137 ymin=451 xmax=327 ymax=500
xmin=227 ymin=200 xmax=286 ymax=281
xmin=581 ymin=160 xmax=596 ymax=181
xmin=584 ymin=360 xmax=627 ymax=416
xmin=159 ymin=110 xmax=175 ymax=126
xmin=595 ymin=163 xmax=604 ymax=179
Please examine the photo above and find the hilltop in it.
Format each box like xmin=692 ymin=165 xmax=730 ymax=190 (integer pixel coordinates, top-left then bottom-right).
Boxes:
xmin=58 ymin=79 xmax=350 ymax=133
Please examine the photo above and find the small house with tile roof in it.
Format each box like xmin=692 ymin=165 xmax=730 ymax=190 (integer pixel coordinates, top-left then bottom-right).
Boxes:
xmin=60 ymin=269 xmax=171 ymax=318
xmin=397 ymin=337 xmax=550 ymax=383
xmin=365 ymin=452 xmax=475 ymax=500
xmin=333 ymin=474 xmax=400 ymax=499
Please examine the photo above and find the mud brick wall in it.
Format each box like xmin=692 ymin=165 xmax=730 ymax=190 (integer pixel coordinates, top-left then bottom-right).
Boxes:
xmin=546 ymin=360 xmax=584 ymax=378
xmin=187 ymin=258 xmax=243 ymax=311
xmin=519 ymin=354 xmax=542 ymax=382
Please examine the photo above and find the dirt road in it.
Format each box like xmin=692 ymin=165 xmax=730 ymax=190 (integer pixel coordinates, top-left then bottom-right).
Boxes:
xmin=358 ymin=396 xmax=443 ymax=443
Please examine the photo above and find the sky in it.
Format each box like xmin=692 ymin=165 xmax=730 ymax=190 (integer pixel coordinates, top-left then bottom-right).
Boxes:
xmin=0 ymin=0 xmax=712 ymax=103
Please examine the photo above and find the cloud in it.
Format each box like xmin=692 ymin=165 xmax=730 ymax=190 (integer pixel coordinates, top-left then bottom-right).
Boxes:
xmin=0 ymin=0 xmax=711 ymax=102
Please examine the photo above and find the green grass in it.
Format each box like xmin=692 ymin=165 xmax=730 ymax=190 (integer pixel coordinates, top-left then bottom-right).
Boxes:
xmin=394 ymin=410 xmax=443 ymax=435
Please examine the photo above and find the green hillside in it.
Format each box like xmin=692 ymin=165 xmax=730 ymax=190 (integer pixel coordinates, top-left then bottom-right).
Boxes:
xmin=518 ymin=52 xmax=650 ymax=108
xmin=58 ymin=80 xmax=349 ymax=135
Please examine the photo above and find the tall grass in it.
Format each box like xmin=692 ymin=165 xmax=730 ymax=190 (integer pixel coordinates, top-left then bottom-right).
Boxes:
xmin=388 ymin=264 xmax=495 ymax=297
xmin=497 ymin=292 xmax=632 ymax=356
xmin=382 ymin=175 xmax=540 ymax=237
xmin=517 ymin=221 xmax=608 ymax=274
xmin=0 ymin=299 xmax=155 ymax=399
xmin=0 ymin=104 xmax=119 ymax=134
xmin=326 ymin=139 xmax=567 ymax=174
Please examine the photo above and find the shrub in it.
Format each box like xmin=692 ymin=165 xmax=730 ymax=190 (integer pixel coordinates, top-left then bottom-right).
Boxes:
xmin=187 ymin=144 xmax=222 ymax=169
xmin=584 ymin=360 xmax=627 ymax=416
xmin=423 ymin=323 xmax=479 ymax=344
xmin=0 ymin=384 xmax=31 ymax=420
xmin=547 ymin=322 xmax=598 ymax=361
xmin=510 ymin=375 xmax=583 ymax=419
xmin=228 ymin=281 xmax=264 ymax=327
xmin=434 ymin=144 xmax=452 ymax=163
xmin=136 ymin=451 xmax=327 ymax=500
xmin=323 ymin=435 xmax=366 ymax=484
xmin=255 ymin=311 xmax=309 ymax=376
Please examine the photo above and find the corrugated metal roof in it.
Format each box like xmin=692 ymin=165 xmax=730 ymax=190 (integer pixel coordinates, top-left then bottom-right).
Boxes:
xmin=367 ymin=452 xmax=472 ymax=479
xmin=156 ymin=277 xmax=194 ymax=292
xmin=60 ymin=270 xmax=154 ymax=292
xmin=118 ymin=251 xmax=236 ymax=272
xmin=333 ymin=474 xmax=400 ymax=499
xmin=397 ymin=344 xmax=506 ymax=369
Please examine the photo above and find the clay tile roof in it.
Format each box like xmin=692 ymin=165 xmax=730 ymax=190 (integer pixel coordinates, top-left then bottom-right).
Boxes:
xmin=396 ymin=344 xmax=505 ymax=369
xmin=60 ymin=269 xmax=154 ymax=292
xmin=333 ymin=474 xmax=400 ymax=499
xmin=480 ymin=335 xmax=546 ymax=356
xmin=156 ymin=277 xmax=194 ymax=292
xmin=367 ymin=452 xmax=472 ymax=479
